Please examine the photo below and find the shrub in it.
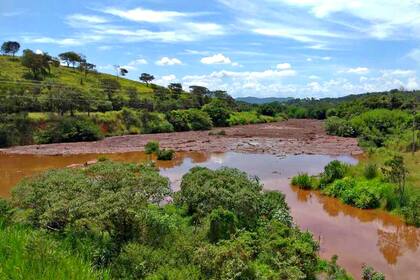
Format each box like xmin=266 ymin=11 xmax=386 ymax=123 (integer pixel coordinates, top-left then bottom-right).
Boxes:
xmin=157 ymin=149 xmax=175 ymax=161
xmin=188 ymin=109 xmax=213 ymax=131
xmin=291 ymin=173 xmax=313 ymax=189
xmin=0 ymin=113 xmax=33 ymax=147
xmin=323 ymin=178 xmax=394 ymax=210
xmin=362 ymin=265 xmax=385 ymax=280
xmin=202 ymin=99 xmax=231 ymax=127
xmin=325 ymin=117 xmax=356 ymax=137
xmin=140 ymin=112 xmax=174 ymax=134
xmin=364 ymin=163 xmax=378 ymax=179
xmin=167 ymin=109 xmax=213 ymax=131
xmin=228 ymin=111 xmax=278 ymax=126
xmin=401 ymin=194 xmax=420 ymax=227
xmin=36 ymin=117 xmax=102 ymax=144
xmin=177 ymin=167 xmax=263 ymax=228
xmin=350 ymin=109 xmax=411 ymax=147
xmin=207 ymin=208 xmax=237 ymax=243
xmin=11 ymin=161 xmax=171 ymax=238
xmin=167 ymin=110 xmax=191 ymax=131
xmin=145 ymin=141 xmax=160 ymax=154
xmin=320 ymin=160 xmax=348 ymax=187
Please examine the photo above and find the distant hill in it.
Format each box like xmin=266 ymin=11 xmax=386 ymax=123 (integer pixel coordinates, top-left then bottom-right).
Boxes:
xmin=236 ymin=96 xmax=294 ymax=104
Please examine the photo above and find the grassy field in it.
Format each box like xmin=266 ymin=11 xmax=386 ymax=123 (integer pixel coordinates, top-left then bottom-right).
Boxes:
xmin=0 ymin=222 xmax=110 ymax=280
xmin=0 ymin=55 xmax=153 ymax=95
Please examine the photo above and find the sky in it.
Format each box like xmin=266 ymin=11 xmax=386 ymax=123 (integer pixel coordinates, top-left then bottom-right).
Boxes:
xmin=1 ymin=0 xmax=420 ymax=98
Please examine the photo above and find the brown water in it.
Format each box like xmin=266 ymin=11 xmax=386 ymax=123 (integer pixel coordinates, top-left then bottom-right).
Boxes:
xmin=0 ymin=151 xmax=419 ymax=279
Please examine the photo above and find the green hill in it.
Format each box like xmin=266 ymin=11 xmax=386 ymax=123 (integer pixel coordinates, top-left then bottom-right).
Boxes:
xmin=0 ymin=55 xmax=153 ymax=95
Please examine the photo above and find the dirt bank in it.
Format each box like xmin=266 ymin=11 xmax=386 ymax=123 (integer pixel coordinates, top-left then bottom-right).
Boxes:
xmin=0 ymin=119 xmax=362 ymax=156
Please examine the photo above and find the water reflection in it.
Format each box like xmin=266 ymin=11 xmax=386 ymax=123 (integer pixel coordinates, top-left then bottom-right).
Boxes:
xmin=0 ymin=151 xmax=419 ymax=279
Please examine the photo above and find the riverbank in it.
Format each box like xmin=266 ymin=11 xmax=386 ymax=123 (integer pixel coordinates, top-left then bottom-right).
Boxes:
xmin=0 ymin=119 xmax=362 ymax=156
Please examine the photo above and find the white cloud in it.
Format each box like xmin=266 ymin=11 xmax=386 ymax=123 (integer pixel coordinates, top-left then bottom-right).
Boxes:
xmin=309 ymin=75 xmax=320 ymax=80
xmin=156 ymin=57 xmax=182 ymax=66
xmin=276 ymin=63 xmax=292 ymax=70
xmin=103 ymin=7 xmax=187 ymax=23
xmin=201 ymin=53 xmax=232 ymax=64
xmin=122 ymin=58 xmax=148 ymax=70
xmin=306 ymin=58 xmax=313 ymax=62
xmin=407 ymin=49 xmax=420 ymax=63
xmin=155 ymin=74 xmax=177 ymax=86
xmin=321 ymin=56 xmax=331 ymax=61
xmin=347 ymin=67 xmax=369 ymax=74
xmin=67 ymin=14 xmax=108 ymax=24
xmin=22 ymin=36 xmax=84 ymax=46
xmin=34 ymin=49 xmax=43 ymax=55
xmin=407 ymin=77 xmax=419 ymax=90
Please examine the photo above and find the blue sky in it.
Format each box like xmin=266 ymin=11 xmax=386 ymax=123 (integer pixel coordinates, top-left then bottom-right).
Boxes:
xmin=1 ymin=0 xmax=419 ymax=98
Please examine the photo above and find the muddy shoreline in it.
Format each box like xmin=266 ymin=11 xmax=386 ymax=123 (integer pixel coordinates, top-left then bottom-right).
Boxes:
xmin=0 ymin=119 xmax=362 ymax=156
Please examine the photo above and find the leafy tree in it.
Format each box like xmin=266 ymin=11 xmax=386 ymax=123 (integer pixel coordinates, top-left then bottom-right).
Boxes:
xmin=21 ymin=49 xmax=50 ymax=80
xmin=202 ymin=99 xmax=231 ymax=127
xmin=168 ymin=83 xmax=183 ymax=97
xmin=79 ymin=61 xmax=96 ymax=78
xmin=140 ymin=73 xmax=155 ymax=86
xmin=1 ymin=41 xmax=20 ymax=56
xmin=58 ymin=51 xmax=82 ymax=68
xmin=189 ymin=85 xmax=211 ymax=107
xmin=382 ymin=155 xmax=409 ymax=204
xmin=120 ymin=67 xmax=128 ymax=77
xmin=207 ymin=208 xmax=237 ymax=243
xmin=100 ymin=78 xmax=122 ymax=110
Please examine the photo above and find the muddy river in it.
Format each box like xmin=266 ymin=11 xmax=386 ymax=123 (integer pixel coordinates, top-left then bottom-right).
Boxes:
xmin=0 ymin=151 xmax=419 ymax=279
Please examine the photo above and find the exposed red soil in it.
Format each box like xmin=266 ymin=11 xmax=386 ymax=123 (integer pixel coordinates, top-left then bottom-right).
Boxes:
xmin=0 ymin=119 xmax=362 ymax=156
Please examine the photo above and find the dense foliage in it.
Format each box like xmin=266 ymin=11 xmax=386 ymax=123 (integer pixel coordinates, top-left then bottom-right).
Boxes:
xmin=0 ymin=161 xmax=339 ymax=279
xmin=291 ymin=154 xmax=419 ymax=225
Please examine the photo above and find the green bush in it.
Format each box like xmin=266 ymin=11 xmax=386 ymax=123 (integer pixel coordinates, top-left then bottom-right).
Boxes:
xmin=202 ymin=99 xmax=231 ymax=127
xmin=325 ymin=116 xmax=356 ymax=137
xmin=0 ymin=113 xmax=33 ymax=147
xmin=364 ymin=163 xmax=378 ymax=179
xmin=323 ymin=177 xmax=394 ymax=209
xmin=36 ymin=117 xmax=103 ymax=144
xmin=145 ymin=141 xmax=160 ymax=154
xmin=12 ymin=161 xmax=171 ymax=238
xmin=227 ymin=111 xmax=279 ymax=126
xmin=401 ymin=193 xmax=420 ymax=227
xmin=320 ymin=160 xmax=348 ymax=187
xmin=167 ymin=109 xmax=213 ymax=131
xmin=350 ymin=109 xmax=411 ymax=147
xmin=291 ymin=173 xmax=313 ymax=189
xmin=140 ymin=112 xmax=174 ymax=134
xmin=157 ymin=149 xmax=175 ymax=160
xmin=362 ymin=265 xmax=385 ymax=280
xmin=207 ymin=208 xmax=237 ymax=243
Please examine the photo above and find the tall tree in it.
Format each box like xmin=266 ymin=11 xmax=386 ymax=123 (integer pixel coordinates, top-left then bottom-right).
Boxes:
xmin=21 ymin=49 xmax=50 ymax=80
xmin=1 ymin=41 xmax=20 ymax=56
xmin=58 ymin=51 xmax=82 ymax=68
xmin=120 ymin=68 xmax=128 ymax=77
xmin=190 ymin=85 xmax=211 ymax=107
xmin=79 ymin=61 xmax=96 ymax=78
xmin=168 ymin=83 xmax=183 ymax=97
xmin=139 ymin=73 xmax=155 ymax=86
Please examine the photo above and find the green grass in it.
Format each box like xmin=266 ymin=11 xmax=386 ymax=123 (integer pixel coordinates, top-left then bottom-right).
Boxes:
xmin=228 ymin=111 xmax=283 ymax=126
xmin=0 ymin=222 xmax=109 ymax=280
xmin=0 ymin=55 xmax=153 ymax=96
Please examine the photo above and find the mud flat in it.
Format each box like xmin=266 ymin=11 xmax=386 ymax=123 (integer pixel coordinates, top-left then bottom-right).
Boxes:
xmin=0 ymin=119 xmax=362 ymax=156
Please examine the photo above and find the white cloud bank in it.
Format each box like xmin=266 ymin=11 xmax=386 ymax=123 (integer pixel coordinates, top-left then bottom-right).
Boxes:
xmin=156 ymin=57 xmax=182 ymax=66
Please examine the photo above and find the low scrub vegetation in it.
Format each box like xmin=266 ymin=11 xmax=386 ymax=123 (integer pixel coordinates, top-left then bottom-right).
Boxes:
xmin=227 ymin=111 xmax=282 ymax=126
xmin=291 ymin=154 xmax=419 ymax=225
